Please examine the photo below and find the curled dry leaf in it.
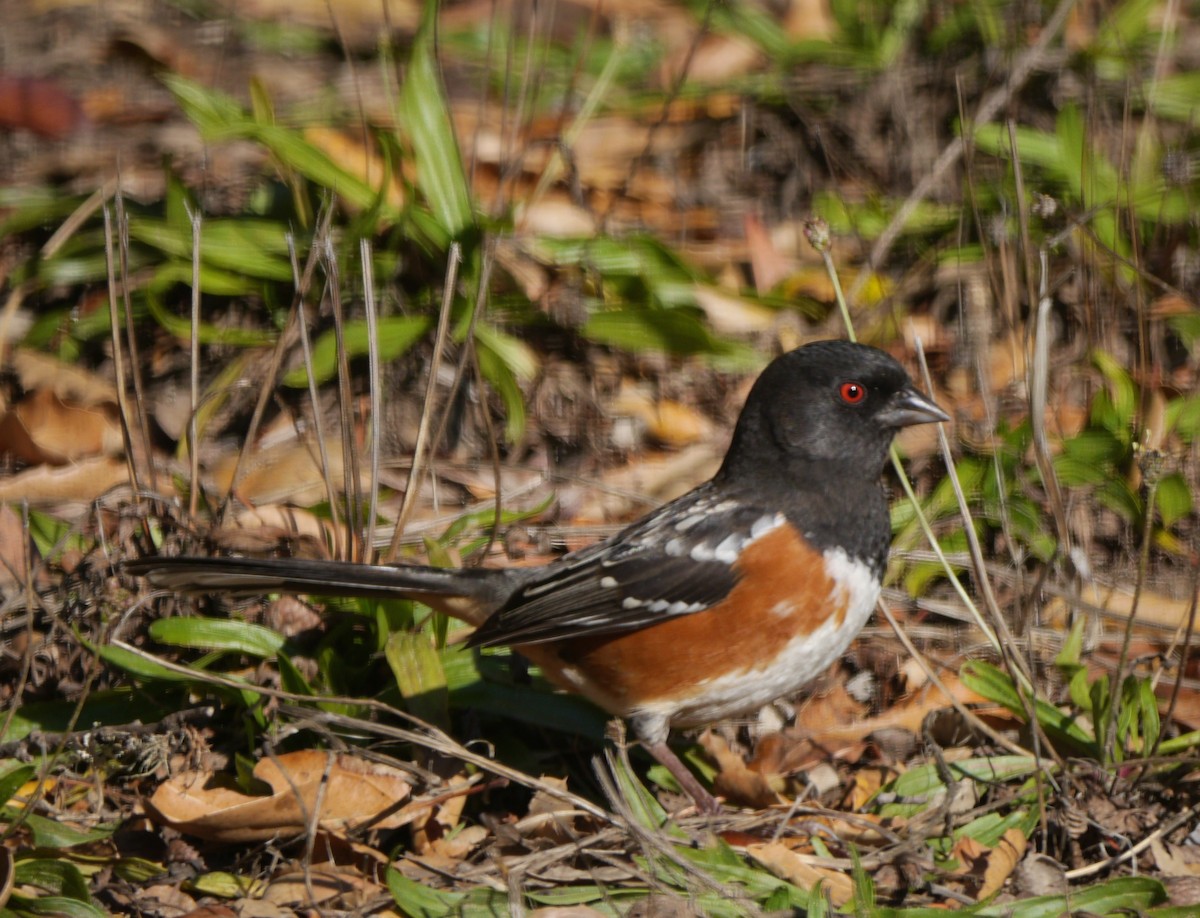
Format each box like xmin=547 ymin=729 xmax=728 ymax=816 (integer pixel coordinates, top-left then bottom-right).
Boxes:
xmin=0 ymin=388 xmax=124 ymax=464
xmin=0 ymin=457 xmax=132 ymax=507
xmin=700 ymin=730 xmax=783 ymax=809
xmin=262 ymin=865 xmax=380 ymax=908
xmin=746 ymin=841 xmax=854 ymax=907
xmin=147 ymin=750 xmax=412 ymax=843
xmin=10 ymin=350 xmax=118 ymax=405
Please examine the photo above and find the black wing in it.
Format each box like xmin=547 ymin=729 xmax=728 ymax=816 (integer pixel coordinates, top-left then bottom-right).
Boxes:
xmin=467 ymin=482 xmax=786 ymax=647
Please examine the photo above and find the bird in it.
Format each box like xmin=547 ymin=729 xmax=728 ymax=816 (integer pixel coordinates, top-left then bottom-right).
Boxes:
xmin=126 ymin=340 xmax=948 ymax=814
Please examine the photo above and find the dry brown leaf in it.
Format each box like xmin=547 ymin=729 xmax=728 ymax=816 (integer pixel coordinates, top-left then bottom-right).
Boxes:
xmin=801 ymin=673 xmax=989 ymax=747
xmin=9 ymin=350 xmax=117 ymax=406
xmin=208 ymin=435 xmax=357 ymax=507
xmin=611 ymin=384 xmax=713 ymax=448
xmin=744 ymin=214 xmax=791 ymax=294
xmin=977 ymin=828 xmax=1027 ymax=900
xmin=849 ymin=768 xmax=886 ymax=811
xmin=223 ymin=505 xmax=344 ymax=556
xmin=137 ymin=884 xmax=198 ymax=915
xmin=1152 ymin=838 xmax=1200 ymax=878
xmin=262 ymin=866 xmax=379 ymax=908
xmin=784 ymin=0 xmax=836 ymax=39
xmin=692 ymin=285 xmax=776 ymax=334
xmin=746 ymin=841 xmax=853 ymax=907
xmin=700 ymin=731 xmax=783 ymax=809
xmin=0 ymin=388 xmax=123 ymax=464
xmin=0 ymin=457 xmax=132 ymax=506
xmin=514 ymin=776 xmax=587 ymax=843
xmin=667 ymin=33 xmax=763 ymax=84
xmin=1056 ymin=583 xmax=1200 ymax=633
xmin=0 ymin=504 xmax=30 ymax=588
xmin=147 ymin=750 xmax=412 ymax=842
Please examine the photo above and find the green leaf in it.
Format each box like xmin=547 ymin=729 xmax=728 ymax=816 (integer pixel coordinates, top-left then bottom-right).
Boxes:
xmin=17 ymin=812 xmax=114 ymax=849
xmin=584 ymin=306 xmax=739 ymax=358
xmin=386 ymin=865 xmax=464 ymax=916
xmin=281 ymin=315 xmax=431 ymax=387
xmin=0 ymin=761 xmax=37 ymax=807
xmin=14 ymin=858 xmax=92 ymax=902
xmin=145 ymin=292 xmax=276 ymax=348
xmin=89 ymin=643 xmax=195 ymax=682
xmin=5 ymin=894 xmax=108 ymax=917
xmin=1165 ymin=393 xmax=1200 ymax=440
xmin=127 ymin=217 xmax=294 ymax=281
xmin=385 ymin=632 xmax=449 ymax=729
xmin=1054 ymin=617 xmax=1086 ymax=672
xmin=475 ymin=336 xmax=528 ymax=442
xmin=1146 ymin=72 xmax=1200 ymax=122
xmin=149 ymin=617 xmax=287 ymax=658
xmin=960 ymin=661 xmax=1099 ymax=756
xmin=399 ymin=0 xmax=474 ymax=238
xmin=975 ymin=875 xmax=1165 ymax=917
xmin=1091 ymin=350 xmax=1138 ymax=433
xmin=1154 ymin=473 xmax=1192 ymax=527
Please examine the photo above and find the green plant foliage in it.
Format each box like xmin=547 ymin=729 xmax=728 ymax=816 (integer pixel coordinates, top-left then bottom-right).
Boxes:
xmin=399 ymin=0 xmax=475 ymax=240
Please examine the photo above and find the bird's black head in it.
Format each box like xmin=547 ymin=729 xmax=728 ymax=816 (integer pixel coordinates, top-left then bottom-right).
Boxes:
xmin=718 ymin=340 xmax=948 ymax=487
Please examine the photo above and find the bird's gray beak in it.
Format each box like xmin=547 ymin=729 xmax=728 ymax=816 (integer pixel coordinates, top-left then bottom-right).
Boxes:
xmin=877 ymin=386 xmax=950 ymax=428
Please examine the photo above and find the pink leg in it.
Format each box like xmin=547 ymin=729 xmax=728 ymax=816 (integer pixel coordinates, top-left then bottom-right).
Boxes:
xmin=645 ymin=740 xmax=721 ymax=814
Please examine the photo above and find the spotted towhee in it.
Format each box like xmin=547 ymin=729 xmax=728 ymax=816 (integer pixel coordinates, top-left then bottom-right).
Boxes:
xmin=127 ymin=340 xmax=948 ymax=813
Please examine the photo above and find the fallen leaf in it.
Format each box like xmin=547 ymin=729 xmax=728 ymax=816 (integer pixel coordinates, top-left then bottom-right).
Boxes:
xmin=701 ymin=731 xmax=783 ymax=809
xmin=0 ymin=457 xmax=132 ymax=507
xmin=977 ymin=828 xmax=1027 ymax=900
xmin=747 ymin=841 xmax=854 ymax=907
xmin=147 ymin=750 xmax=413 ymax=842
xmin=0 ymin=388 xmax=123 ymax=464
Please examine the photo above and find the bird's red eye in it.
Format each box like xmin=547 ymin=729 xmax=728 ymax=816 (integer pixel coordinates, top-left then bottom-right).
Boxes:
xmin=840 ymin=381 xmax=866 ymax=404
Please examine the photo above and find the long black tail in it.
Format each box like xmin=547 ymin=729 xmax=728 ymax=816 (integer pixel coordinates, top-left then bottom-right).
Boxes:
xmin=123 ymin=556 xmax=519 ymax=626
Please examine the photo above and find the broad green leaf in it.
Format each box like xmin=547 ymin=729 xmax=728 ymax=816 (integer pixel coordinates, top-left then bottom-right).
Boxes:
xmin=960 ymin=661 xmax=1098 ymax=755
xmin=1146 ymin=72 xmax=1200 ymax=122
xmin=0 ymin=762 xmax=37 ymax=807
xmin=128 ymin=218 xmax=293 ymax=281
xmin=89 ymin=643 xmax=194 ymax=682
xmin=145 ymin=292 xmax=276 ymax=348
xmin=149 ymin=617 xmax=287 ymax=658
xmin=5 ymin=894 xmax=107 ymax=918
xmin=399 ymin=0 xmax=474 ymax=238
xmin=385 ymin=631 xmax=449 ymax=729
xmin=386 ymin=865 xmax=464 ymax=916
xmin=16 ymin=812 xmax=114 ymax=849
xmin=14 ymin=857 xmax=92 ymax=902
xmin=281 ymin=315 xmax=431 ymax=386
xmin=1154 ymin=472 xmax=1192 ymax=527
xmin=476 ymin=336 xmax=527 ymax=442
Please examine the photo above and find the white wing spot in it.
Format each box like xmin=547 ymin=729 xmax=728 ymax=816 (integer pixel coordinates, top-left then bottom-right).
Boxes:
xmin=713 ymin=533 xmax=744 ymax=564
xmin=750 ymin=513 xmax=785 ymax=540
xmin=690 ymin=542 xmax=716 ymax=562
xmin=599 ymin=576 xmax=618 ymax=588
xmin=622 ymin=596 xmax=644 ymax=610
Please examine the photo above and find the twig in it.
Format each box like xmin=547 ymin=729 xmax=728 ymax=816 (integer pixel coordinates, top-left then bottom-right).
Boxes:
xmin=385 ymin=242 xmax=462 ymax=562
